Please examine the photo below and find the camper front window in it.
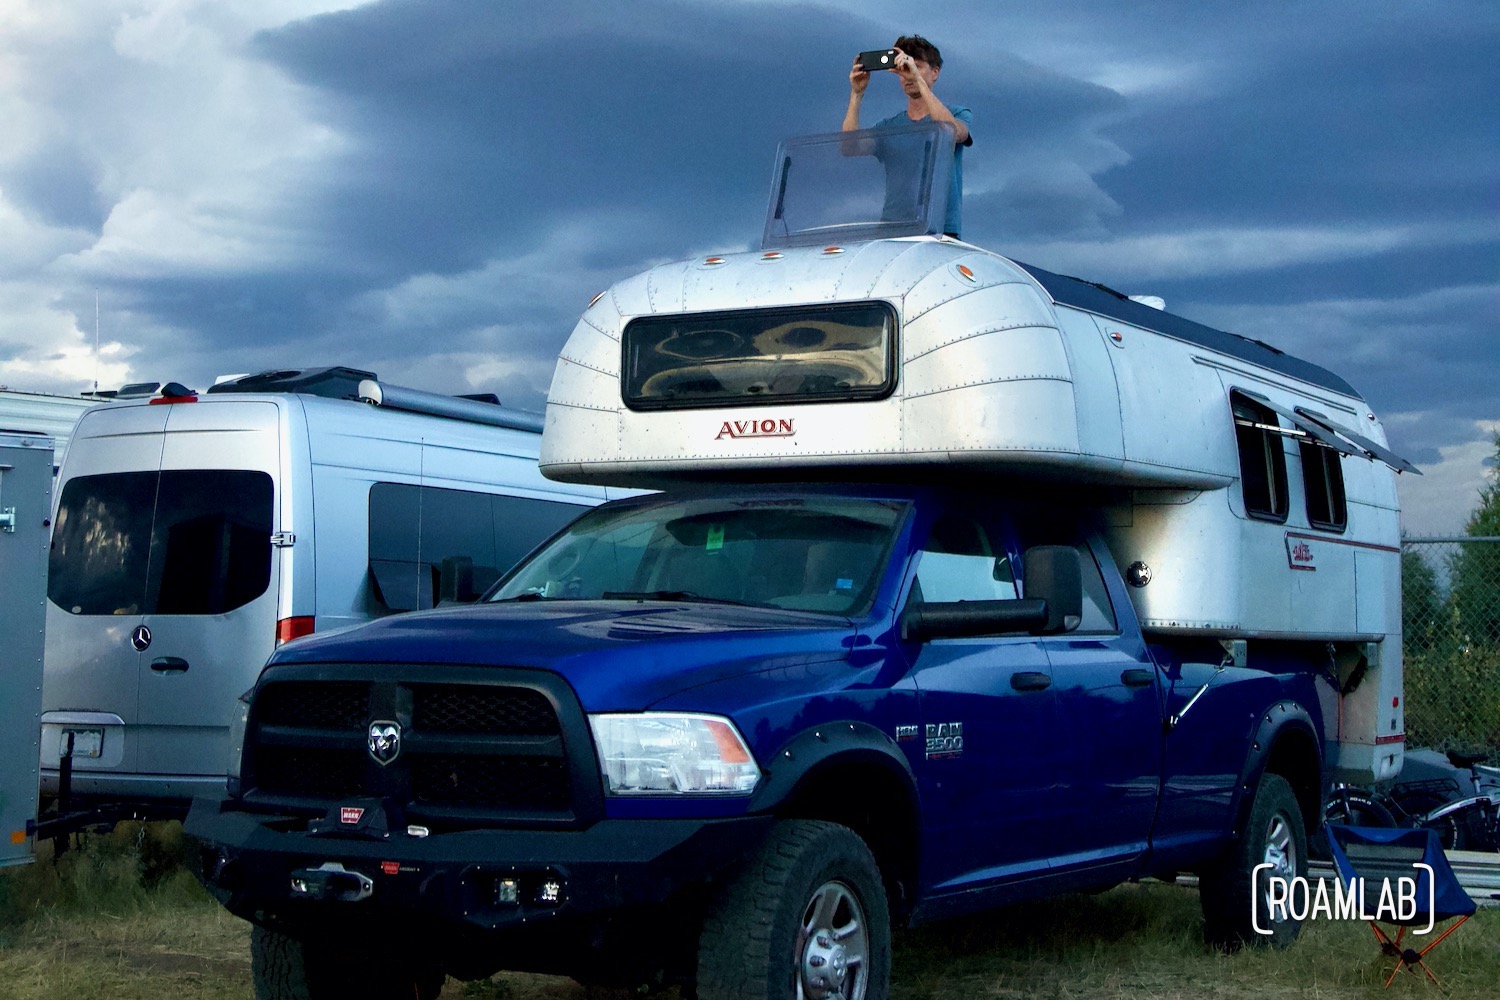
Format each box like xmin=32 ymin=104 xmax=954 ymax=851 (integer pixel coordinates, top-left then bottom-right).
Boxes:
xmin=622 ymin=301 xmax=896 ymax=410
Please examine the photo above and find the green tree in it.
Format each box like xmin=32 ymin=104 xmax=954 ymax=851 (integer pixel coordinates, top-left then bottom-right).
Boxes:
xmin=1449 ymin=432 xmax=1500 ymax=646
xmin=1402 ymin=544 xmax=1446 ymax=650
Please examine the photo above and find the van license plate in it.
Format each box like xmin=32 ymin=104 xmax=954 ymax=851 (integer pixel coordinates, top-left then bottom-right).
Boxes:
xmin=61 ymin=728 xmax=103 ymax=759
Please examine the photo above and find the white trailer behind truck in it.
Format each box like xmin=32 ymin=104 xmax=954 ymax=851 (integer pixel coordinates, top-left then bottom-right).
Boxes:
xmin=1 ymin=430 xmax=54 ymax=865
xmin=543 ymin=124 xmax=1414 ymax=786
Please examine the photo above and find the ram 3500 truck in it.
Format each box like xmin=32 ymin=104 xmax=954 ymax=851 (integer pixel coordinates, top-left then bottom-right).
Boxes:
xmin=187 ymin=125 xmax=1413 ymax=1000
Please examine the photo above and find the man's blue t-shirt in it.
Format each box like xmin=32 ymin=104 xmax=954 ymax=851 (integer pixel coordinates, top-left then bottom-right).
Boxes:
xmin=874 ymin=105 xmax=973 ymax=238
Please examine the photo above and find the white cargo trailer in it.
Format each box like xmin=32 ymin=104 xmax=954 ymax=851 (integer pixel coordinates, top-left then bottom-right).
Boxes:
xmin=542 ymin=125 xmax=1415 ymax=785
xmin=0 ymin=430 xmax=53 ymax=865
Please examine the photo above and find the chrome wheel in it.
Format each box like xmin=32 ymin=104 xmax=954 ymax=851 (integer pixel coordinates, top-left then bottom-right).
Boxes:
xmin=798 ymin=880 xmax=869 ymax=999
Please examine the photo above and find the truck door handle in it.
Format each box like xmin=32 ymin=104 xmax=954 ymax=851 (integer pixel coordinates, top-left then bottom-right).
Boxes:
xmin=150 ymin=657 xmax=189 ymax=673
xmin=1010 ymin=671 xmax=1051 ymax=692
xmin=1121 ymin=668 xmax=1154 ymax=687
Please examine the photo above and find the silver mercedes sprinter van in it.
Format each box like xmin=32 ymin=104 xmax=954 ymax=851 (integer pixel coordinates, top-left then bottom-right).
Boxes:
xmin=39 ymin=367 xmax=615 ymax=825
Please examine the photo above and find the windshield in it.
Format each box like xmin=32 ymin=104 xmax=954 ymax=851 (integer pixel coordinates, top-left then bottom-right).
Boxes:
xmin=489 ymin=496 xmax=908 ymax=615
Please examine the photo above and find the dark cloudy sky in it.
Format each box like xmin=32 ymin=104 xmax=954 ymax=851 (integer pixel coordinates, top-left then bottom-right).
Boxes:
xmin=1 ymin=0 xmax=1495 ymax=533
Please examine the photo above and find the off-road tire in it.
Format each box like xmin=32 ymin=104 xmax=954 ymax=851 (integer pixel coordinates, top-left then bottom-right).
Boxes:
xmin=251 ymin=924 xmax=444 ymax=1000
xmin=697 ymin=819 xmax=891 ymax=1000
xmin=1199 ymin=771 xmax=1307 ymax=950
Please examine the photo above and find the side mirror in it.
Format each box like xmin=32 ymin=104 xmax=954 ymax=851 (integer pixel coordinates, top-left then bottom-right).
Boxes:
xmin=1023 ymin=545 xmax=1083 ymax=634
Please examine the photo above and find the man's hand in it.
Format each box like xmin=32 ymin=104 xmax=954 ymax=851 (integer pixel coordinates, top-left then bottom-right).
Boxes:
xmin=891 ymin=48 xmax=925 ymax=93
xmin=849 ymin=56 xmax=871 ymax=95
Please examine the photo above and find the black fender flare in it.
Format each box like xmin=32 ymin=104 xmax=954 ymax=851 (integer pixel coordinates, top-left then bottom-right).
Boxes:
xmin=747 ymin=720 xmax=920 ymax=816
xmin=1230 ymin=700 xmax=1324 ymax=838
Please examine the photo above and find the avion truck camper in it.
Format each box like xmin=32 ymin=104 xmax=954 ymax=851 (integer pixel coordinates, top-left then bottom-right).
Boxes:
xmin=42 ymin=367 xmax=616 ymax=833
xmin=187 ymin=128 xmax=1418 ymax=1000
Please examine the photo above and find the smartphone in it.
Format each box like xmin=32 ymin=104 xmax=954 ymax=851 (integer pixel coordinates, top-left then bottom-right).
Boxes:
xmin=857 ymin=49 xmax=898 ymax=72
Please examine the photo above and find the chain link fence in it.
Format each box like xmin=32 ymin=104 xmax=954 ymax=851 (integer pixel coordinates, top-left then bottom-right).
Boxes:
xmin=1402 ymin=537 xmax=1500 ymax=756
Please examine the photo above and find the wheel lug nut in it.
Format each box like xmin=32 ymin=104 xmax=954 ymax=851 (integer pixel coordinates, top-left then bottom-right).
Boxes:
xmin=817 ymin=934 xmax=831 ymax=947
xmin=809 ymin=955 xmax=825 ymax=967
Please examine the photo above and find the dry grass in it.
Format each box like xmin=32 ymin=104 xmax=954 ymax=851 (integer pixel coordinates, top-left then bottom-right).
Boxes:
xmin=2 ymin=827 xmax=1496 ymax=1000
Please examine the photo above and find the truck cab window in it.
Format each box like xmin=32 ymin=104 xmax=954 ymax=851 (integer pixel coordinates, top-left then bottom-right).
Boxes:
xmin=915 ymin=516 xmax=1017 ymax=603
xmin=1300 ymin=440 xmax=1347 ymax=532
xmin=1231 ymin=392 xmax=1289 ymax=522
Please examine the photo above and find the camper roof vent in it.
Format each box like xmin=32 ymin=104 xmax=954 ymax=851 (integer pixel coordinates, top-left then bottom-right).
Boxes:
xmin=207 ymin=366 xmax=376 ymax=401
xmin=1128 ymin=295 xmax=1166 ymax=310
xmin=114 ymin=382 xmax=162 ymax=399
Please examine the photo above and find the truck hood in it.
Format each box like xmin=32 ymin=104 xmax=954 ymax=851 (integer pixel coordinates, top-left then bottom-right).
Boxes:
xmin=266 ymin=600 xmax=858 ymax=710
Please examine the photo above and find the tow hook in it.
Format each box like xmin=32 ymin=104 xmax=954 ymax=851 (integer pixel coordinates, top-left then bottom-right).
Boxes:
xmin=289 ymin=862 xmax=374 ymax=902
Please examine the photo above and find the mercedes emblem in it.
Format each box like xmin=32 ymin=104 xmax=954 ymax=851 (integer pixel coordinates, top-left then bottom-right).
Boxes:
xmin=130 ymin=625 xmax=152 ymax=651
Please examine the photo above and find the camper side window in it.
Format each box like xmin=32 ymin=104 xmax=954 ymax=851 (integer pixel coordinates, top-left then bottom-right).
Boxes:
xmin=368 ymin=485 xmax=589 ymax=612
xmin=1231 ymin=392 xmax=1289 ymax=522
xmin=1300 ymin=440 xmax=1347 ymax=532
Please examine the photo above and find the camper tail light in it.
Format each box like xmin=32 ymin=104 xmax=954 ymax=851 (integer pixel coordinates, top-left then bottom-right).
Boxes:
xmin=276 ymin=616 xmax=315 ymax=645
xmin=588 ymin=713 xmax=760 ymax=795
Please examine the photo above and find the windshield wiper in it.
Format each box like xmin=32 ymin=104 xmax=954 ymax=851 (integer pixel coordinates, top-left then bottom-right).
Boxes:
xmin=602 ymin=590 xmax=755 ymax=607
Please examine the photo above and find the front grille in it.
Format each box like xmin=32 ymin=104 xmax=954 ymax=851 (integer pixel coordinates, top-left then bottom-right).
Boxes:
xmin=242 ymin=667 xmax=597 ymax=827
xmin=256 ymin=681 xmax=370 ymax=730
xmin=412 ymin=685 xmax=558 ymax=735
xmin=413 ymin=755 xmax=571 ymax=809
xmin=255 ymin=747 xmax=366 ymax=799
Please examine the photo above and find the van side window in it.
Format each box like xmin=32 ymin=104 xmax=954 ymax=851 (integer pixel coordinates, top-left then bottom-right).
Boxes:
xmin=1300 ymin=440 xmax=1347 ymax=532
xmin=368 ymin=485 xmax=589 ymax=612
xmin=915 ymin=516 xmax=1017 ymax=603
xmin=1231 ymin=391 xmax=1289 ymax=522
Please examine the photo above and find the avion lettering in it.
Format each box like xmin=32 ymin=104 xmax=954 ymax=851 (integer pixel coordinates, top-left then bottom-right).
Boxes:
xmin=715 ymin=418 xmax=795 ymax=440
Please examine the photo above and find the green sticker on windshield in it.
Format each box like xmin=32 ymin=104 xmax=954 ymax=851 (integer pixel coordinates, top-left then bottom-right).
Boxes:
xmin=706 ymin=524 xmax=726 ymax=552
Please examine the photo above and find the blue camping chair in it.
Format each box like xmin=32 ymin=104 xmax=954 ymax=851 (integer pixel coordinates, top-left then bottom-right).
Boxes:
xmin=1325 ymin=825 xmax=1476 ymax=987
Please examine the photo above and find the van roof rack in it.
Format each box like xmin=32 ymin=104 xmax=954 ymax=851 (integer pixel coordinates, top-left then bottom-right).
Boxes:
xmin=203 ymin=366 xmax=543 ymax=433
xmin=207 ymin=366 xmax=375 ymax=400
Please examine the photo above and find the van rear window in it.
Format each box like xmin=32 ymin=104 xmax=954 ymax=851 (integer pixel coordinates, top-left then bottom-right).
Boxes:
xmin=622 ymin=302 xmax=896 ymax=410
xmin=49 ymin=471 xmax=274 ymax=616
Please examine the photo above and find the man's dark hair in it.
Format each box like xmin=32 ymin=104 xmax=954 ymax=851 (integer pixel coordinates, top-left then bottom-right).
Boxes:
xmin=893 ymin=35 xmax=942 ymax=69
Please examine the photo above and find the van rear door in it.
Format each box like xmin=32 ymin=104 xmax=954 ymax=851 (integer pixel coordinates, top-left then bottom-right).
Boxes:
xmin=134 ymin=400 xmax=282 ymax=787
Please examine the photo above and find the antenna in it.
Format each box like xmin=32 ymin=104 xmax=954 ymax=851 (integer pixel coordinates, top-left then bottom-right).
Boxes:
xmin=93 ymin=291 xmax=100 ymax=398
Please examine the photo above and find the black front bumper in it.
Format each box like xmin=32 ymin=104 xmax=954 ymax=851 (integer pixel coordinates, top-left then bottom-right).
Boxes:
xmin=185 ymin=796 xmax=773 ymax=938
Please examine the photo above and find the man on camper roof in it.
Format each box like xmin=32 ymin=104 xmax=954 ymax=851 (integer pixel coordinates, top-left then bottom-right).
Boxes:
xmin=843 ymin=34 xmax=973 ymax=239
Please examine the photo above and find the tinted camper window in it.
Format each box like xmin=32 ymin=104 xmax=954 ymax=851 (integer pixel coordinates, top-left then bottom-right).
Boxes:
xmin=622 ymin=302 xmax=896 ymax=410
xmin=1300 ymin=440 xmax=1348 ymax=532
xmin=49 ymin=470 xmax=274 ymax=616
xmin=368 ymin=485 xmax=588 ymax=611
xmin=1231 ymin=392 xmax=1289 ymax=522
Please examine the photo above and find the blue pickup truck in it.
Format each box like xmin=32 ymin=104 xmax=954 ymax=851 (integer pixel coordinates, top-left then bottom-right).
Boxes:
xmin=187 ymin=481 xmax=1326 ymax=999
xmin=188 ymin=126 xmax=1409 ymax=1000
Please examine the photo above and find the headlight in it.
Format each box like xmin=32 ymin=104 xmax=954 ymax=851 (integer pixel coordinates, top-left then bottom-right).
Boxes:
xmin=588 ymin=713 xmax=761 ymax=795
xmin=225 ymin=689 xmax=253 ymax=794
